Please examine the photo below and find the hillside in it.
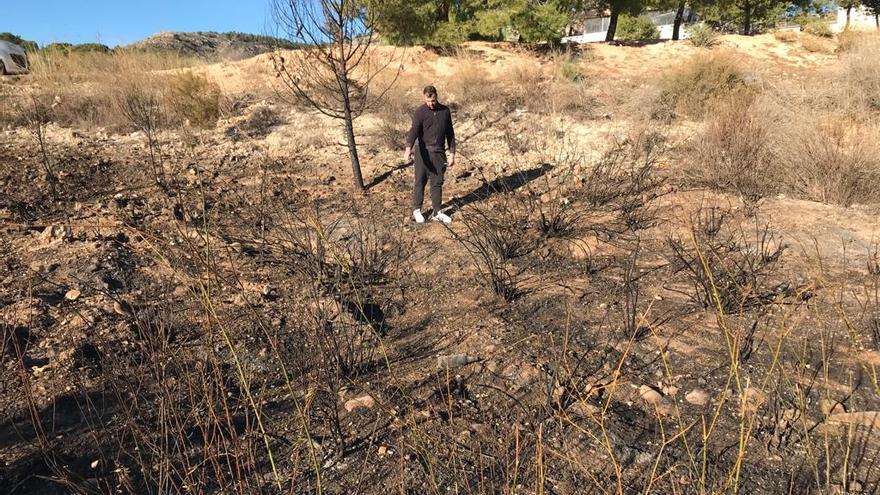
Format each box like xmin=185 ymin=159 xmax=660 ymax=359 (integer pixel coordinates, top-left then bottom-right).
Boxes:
xmin=128 ymin=31 xmax=295 ymax=60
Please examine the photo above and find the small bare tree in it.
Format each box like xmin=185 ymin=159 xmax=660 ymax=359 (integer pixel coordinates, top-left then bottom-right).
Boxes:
xmin=21 ymin=95 xmax=58 ymax=199
xmin=118 ymin=83 xmax=165 ymax=189
xmin=270 ymin=0 xmax=400 ymax=191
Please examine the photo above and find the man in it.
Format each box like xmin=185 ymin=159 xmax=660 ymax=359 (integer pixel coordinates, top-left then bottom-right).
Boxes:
xmin=403 ymin=85 xmax=455 ymax=224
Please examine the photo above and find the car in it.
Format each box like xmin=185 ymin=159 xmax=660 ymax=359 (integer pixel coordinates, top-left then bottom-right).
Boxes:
xmin=0 ymin=40 xmax=29 ymax=75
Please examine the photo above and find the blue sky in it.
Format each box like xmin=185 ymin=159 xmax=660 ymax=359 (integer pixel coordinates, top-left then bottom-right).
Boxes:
xmin=6 ymin=0 xmax=275 ymax=47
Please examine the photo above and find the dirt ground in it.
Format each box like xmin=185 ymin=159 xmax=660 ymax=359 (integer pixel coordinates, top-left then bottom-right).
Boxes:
xmin=2 ymin=34 xmax=880 ymax=494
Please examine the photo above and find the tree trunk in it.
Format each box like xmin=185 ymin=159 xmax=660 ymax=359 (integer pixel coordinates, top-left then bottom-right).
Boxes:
xmin=342 ymin=96 xmax=364 ymax=192
xmin=436 ymin=0 xmax=450 ymax=22
xmin=875 ymin=13 xmax=879 ymax=29
xmin=743 ymin=0 xmax=752 ymax=35
xmin=606 ymin=7 xmax=621 ymax=42
xmin=846 ymin=6 xmax=852 ymax=29
xmin=672 ymin=0 xmax=687 ymax=40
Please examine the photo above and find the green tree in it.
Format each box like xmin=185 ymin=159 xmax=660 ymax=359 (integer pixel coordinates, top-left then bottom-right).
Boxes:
xmin=696 ymin=0 xmax=785 ymax=34
xmin=372 ymin=0 xmax=437 ymax=44
xmin=865 ymin=0 xmax=880 ymax=28
xmin=373 ymin=0 xmax=581 ymax=44
xmin=474 ymin=0 xmax=576 ymax=42
xmin=595 ymin=0 xmax=645 ymax=41
xmin=0 ymin=32 xmax=38 ymax=51
xmin=839 ymin=0 xmax=861 ymax=28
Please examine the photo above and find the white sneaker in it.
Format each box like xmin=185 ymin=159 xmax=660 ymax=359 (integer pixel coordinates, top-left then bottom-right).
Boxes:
xmin=431 ymin=211 xmax=452 ymax=224
xmin=412 ymin=209 xmax=425 ymax=224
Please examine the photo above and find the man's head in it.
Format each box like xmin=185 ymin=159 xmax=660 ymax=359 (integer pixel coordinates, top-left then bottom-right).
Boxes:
xmin=423 ymin=85 xmax=438 ymax=109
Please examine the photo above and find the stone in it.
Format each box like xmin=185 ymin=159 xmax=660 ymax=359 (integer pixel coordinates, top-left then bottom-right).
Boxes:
xmin=639 ymin=385 xmax=672 ymax=414
xmin=64 ymin=289 xmax=81 ymax=301
xmin=377 ymin=446 xmax=388 ymax=456
xmin=343 ymin=395 xmax=376 ymax=413
xmin=112 ymin=300 xmax=134 ymax=317
xmin=436 ymin=354 xmax=481 ymax=370
xmin=685 ymin=389 xmax=709 ymax=406
xmin=39 ymin=224 xmax=72 ymax=244
xmin=639 ymin=385 xmax=664 ymax=404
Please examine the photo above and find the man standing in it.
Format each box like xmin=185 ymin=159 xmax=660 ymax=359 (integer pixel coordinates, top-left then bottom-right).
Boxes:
xmin=403 ymin=85 xmax=456 ymax=224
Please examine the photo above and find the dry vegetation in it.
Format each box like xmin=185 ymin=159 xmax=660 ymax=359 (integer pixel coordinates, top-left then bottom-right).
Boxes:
xmin=2 ymin=32 xmax=880 ymax=495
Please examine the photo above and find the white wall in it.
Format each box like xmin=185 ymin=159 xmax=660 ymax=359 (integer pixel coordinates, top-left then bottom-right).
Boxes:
xmin=562 ymin=22 xmax=688 ymax=44
xmin=832 ymin=6 xmax=879 ymax=32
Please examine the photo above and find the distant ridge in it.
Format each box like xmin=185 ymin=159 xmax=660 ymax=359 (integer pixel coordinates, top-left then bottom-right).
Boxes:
xmin=127 ymin=31 xmax=297 ymax=60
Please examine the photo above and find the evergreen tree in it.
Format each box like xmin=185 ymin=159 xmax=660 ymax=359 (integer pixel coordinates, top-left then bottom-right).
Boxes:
xmin=864 ymin=0 xmax=880 ymax=28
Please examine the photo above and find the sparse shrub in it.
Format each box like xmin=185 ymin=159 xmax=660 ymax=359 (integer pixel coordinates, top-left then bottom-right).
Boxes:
xmin=375 ymin=87 xmax=413 ymax=150
xmin=834 ymin=29 xmax=878 ymax=53
xmin=616 ymin=15 xmax=660 ymax=43
xmin=503 ymin=62 xmax=547 ymax=110
xmin=800 ymin=34 xmax=834 ymax=53
xmin=773 ymin=30 xmax=799 ymax=42
xmin=843 ymin=37 xmax=880 ymax=111
xmin=448 ymin=62 xmax=499 ymax=108
xmin=167 ymin=72 xmax=222 ymax=128
xmin=688 ymin=23 xmax=719 ymax=47
xmin=117 ymin=81 xmax=166 ymax=187
xmin=559 ymin=55 xmax=585 ymax=82
xmin=655 ymin=52 xmax=753 ymax=119
xmin=548 ymin=80 xmax=595 ymax=116
xmin=241 ymin=104 xmax=284 ymax=138
xmin=801 ymin=20 xmax=832 ymax=38
xmin=667 ymin=207 xmax=788 ymax=313
xmin=780 ymin=122 xmax=880 ymax=206
xmin=456 ymin=196 xmax=538 ymax=301
xmin=17 ymin=95 xmax=58 ymax=199
xmin=528 ymin=172 xmax=584 ymax=238
xmin=685 ymin=96 xmax=777 ymax=207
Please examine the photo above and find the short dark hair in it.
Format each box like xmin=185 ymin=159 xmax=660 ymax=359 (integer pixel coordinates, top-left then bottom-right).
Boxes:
xmin=422 ymin=85 xmax=437 ymax=97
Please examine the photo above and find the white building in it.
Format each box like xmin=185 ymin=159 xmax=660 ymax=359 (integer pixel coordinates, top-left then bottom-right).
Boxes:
xmin=563 ymin=10 xmax=694 ymax=44
xmin=832 ymin=6 xmax=878 ymax=32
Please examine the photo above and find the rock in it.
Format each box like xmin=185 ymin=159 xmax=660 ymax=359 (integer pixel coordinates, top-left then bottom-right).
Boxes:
xmin=639 ymin=385 xmax=664 ymax=404
xmin=436 ymin=354 xmax=481 ymax=370
xmin=64 ymin=289 xmax=81 ymax=301
xmin=112 ymin=300 xmax=134 ymax=317
xmin=685 ymin=389 xmax=709 ymax=406
xmin=343 ymin=395 xmax=376 ymax=413
xmin=827 ymin=411 xmax=880 ymax=427
xmin=639 ymin=385 xmax=672 ymax=414
xmin=377 ymin=446 xmax=388 ymax=456
xmin=39 ymin=224 xmax=72 ymax=244
xmin=819 ymin=399 xmax=846 ymax=417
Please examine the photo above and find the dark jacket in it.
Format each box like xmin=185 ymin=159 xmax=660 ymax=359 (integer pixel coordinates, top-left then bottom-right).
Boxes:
xmin=405 ymin=103 xmax=455 ymax=153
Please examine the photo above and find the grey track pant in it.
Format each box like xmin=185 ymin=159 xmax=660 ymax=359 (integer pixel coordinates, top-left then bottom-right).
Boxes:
xmin=413 ymin=147 xmax=447 ymax=213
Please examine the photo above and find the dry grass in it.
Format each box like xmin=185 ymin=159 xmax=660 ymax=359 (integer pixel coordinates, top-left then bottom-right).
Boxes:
xmin=772 ymin=30 xmax=799 ymax=43
xmin=684 ymin=95 xmax=779 ymax=206
xmin=21 ymin=48 xmax=212 ymax=131
xmin=655 ymin=51 xmax=754 ymax=120
xmin=447 ymin=55 xmax=500 ymax=109
xmin=800 ymin=34 xmax=835 ymax=53
xmin=779 ymin=118 xmax=880 ymax=206
xmin=842 ymin=34 xmax=880 ymax=112
xmin=166 ymin=72 xmax=222 ymax=128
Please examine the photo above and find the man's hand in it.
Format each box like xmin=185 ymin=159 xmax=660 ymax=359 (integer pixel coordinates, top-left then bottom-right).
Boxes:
xmin=448 ymin=153 xmax=455 ymax=167
xmin=402 ymin=147 xmax=412 ymax=163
